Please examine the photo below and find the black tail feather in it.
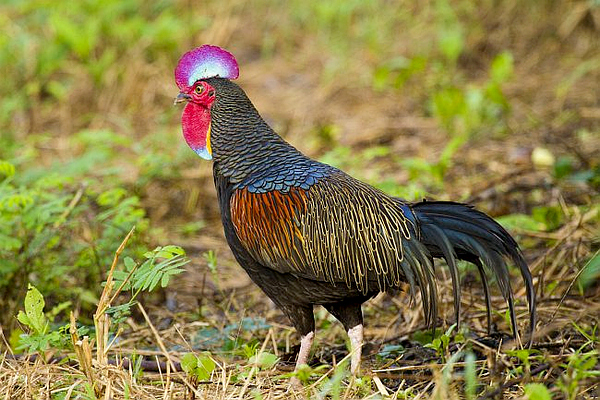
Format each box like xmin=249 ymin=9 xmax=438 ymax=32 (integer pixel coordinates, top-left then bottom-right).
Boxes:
xmin=420 ymin=223 xmax=462 ymax=327
xmin=473 ymin=258 xmax=493 ymax=334
xmin=410 ymin=201 xmax=536 ymax=340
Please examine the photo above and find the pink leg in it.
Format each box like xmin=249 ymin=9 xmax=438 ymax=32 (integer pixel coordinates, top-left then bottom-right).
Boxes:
xmin=296 ymin=331 xmax=315 ymax=368
xmin=290 ymin=331 xmax=314 ymax=388
xmin=348 ymin=324 xmax=363 ymax=375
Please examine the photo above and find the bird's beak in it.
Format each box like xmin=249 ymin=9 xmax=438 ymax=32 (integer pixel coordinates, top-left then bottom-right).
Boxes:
xmin=174 ymin=92 xmax=192 ymax=105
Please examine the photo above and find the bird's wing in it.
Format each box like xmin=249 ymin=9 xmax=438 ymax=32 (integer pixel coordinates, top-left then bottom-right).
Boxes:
xmin=230 ymin=170 xmax=437 ymax=317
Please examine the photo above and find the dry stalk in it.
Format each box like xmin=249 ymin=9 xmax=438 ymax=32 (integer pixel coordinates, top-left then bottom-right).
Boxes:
xmin=94 ymin=226 xmax=136 ymax=367
xmin=70 ymin=312 xmax=98 ymax=396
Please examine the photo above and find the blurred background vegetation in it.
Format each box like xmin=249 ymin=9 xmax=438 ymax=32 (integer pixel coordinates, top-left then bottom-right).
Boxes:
xmin=0 ymin=0 xmax=598 ymax=346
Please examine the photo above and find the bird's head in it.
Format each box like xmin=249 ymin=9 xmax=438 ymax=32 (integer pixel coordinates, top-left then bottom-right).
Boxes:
xmin=174 ymin=45 xmax=239 ymax=160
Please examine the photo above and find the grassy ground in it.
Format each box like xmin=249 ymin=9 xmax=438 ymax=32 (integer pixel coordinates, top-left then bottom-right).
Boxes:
xmin=1 ymin=0 xmax=599 ymax=398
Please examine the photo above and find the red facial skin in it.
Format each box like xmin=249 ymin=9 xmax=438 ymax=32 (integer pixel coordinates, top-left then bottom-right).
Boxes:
xmin=180 ymin=81 xmax=216 ymax=106
xmin=180 ymin=81 xmax=216 ymax=158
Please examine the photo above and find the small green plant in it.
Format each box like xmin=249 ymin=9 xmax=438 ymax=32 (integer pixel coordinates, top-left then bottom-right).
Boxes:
xmin=129 ymin=352 xmax=145 ymax=381
xmin=424 ymin=323 xmax=457 ymax=362
xmin=430 ymin=51 xmax=514 ymax=138
xmin=112 ymin=245 xmax=188 ymax=292
xmin=15 ymin=242 xmax=188 ymax=354
xmin=571 ymin=322 xmax=598 ymax=349
xmin=288 ymin=363 xmax=329 ymax=386
xmin=463 ymin=351 xmax=478 ymax=400
xmin=372 ymin=55 xmax=427 ymax=91
xmin=17 ymin=285 xmax=49 ymax=339
xmin=556 ymin=348 xmax=599 ymax=400
xmin=505 ymin=348 xmax=542 ymax=377
xmin=15 ymin=284 xmax=80 ymax=353
xmin=203 ymin=250 xmax=220 ymax=288
xmin=238 ymin=342 xmax=279 ymax=371
xmin=376 ymin=343 xmax=405 ymax=360
xmin=524 ymin=383 xmax=552 ymax=400
xmin=400 ymin=133 xmax=468 ymax=186
xmin=317 ymin=360 xmax=350 ymax=400
xmin=394 ymin=50 xmax=514 ymax=187
xmin=181 ymin=352 xmax=216 ymax=381
xmin=248 ymin=350 xmax=279 ymax=371
xmin=107 ymin=245 xmax=189 ymax=323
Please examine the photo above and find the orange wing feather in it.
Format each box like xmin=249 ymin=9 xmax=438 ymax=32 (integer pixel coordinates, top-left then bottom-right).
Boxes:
xmin=230 ymin=188 xmax=307 ymax=272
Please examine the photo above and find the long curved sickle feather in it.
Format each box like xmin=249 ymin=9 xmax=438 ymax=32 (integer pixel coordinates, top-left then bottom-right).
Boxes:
xmin=230 ymin=172 xmax=438 ymax=325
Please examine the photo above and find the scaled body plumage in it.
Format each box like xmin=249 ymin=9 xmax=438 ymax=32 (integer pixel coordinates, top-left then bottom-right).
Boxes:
xmin=174 ymin=45 xmax=536 ymax=377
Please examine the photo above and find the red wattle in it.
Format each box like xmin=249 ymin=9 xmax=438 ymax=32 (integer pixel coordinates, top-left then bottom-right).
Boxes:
xmin=182 ymin=102 xmax=211 ymax=157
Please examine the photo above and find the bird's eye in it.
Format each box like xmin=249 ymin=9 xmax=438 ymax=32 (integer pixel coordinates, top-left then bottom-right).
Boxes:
xmin=194 ymin=85 xmax=204 ymax=95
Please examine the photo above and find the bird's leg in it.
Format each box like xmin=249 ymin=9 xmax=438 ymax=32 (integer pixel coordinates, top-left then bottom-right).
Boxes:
xmin=280 ymin=304 xmax=314 ymax=388
xmin=296 ymin=331 xmax=315 ymax=368
xmin=324 ymin=301 xmax=364 ymax=375
xmin=290 ymin=331 xmax=314 ymax=390
xmin=347 ymin=323 xmax=363 ymax=375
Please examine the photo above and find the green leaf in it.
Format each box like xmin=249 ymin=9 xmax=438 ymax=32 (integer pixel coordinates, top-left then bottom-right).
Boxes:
xmin=532 ymin=206 xmax=563 ymax=231
xmin=160 ymin=268 xmax=184 ymax=287
xmin=16 ymin=311 xmax=31 ymax=329
xmin=432 ymin=86 xmax=466 ymax=124
xmin=377 ymin=344 xmax=405 ymax=358
xmin=506 ymin=349 xmax=534 ymax=366
xmin=50 ymin=14 xmax=99 ymax=59
xmin=372 ymin=66 xmax=390 ymax=91
xmin=124 ymin=256 xmax=136 ymax=271
xmin=161 ymin=245 xmax=185 ymax=256
xmin=132 ymin=254 xmax=188 ymax=292
xmin=524 ymin=383 xmax=552 ymax=400
xmin=47 ymin=301 xmax=72 ymax=320
xmin=490 ymin=52 xmax=514 ymax=83
xmin=553 ymin=156 xmax=574 ymax=179
xmin=180 ymin=353 xmax=199 ymax=374
xmin=0 ymin=233 xmax=22 ymax=250
xmin=577 ymin=251 xmax=600 ymax=289
xmin=181 ymin=352 xmax=216 ymax=380
xmin=196 ymin=353 xmax=216 ymax=380
xmin=18 ymin=284 xmax=48 ymax=335
xmin=0 ymin=160 xmax=15 ymax=178
xmin=105 ymin=302 xmax=134 ymax=324
xmin=249 ymin=351 xmax=279 ymax=370
xmin=438 ymin=28 xmax=464 ymax=63
xmin=97 ymin=188 xmax=128 ymax=207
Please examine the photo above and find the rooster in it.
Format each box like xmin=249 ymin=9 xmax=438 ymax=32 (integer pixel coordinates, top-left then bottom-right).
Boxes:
xmin=174 ymin=45 xmax=536 ymax=375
